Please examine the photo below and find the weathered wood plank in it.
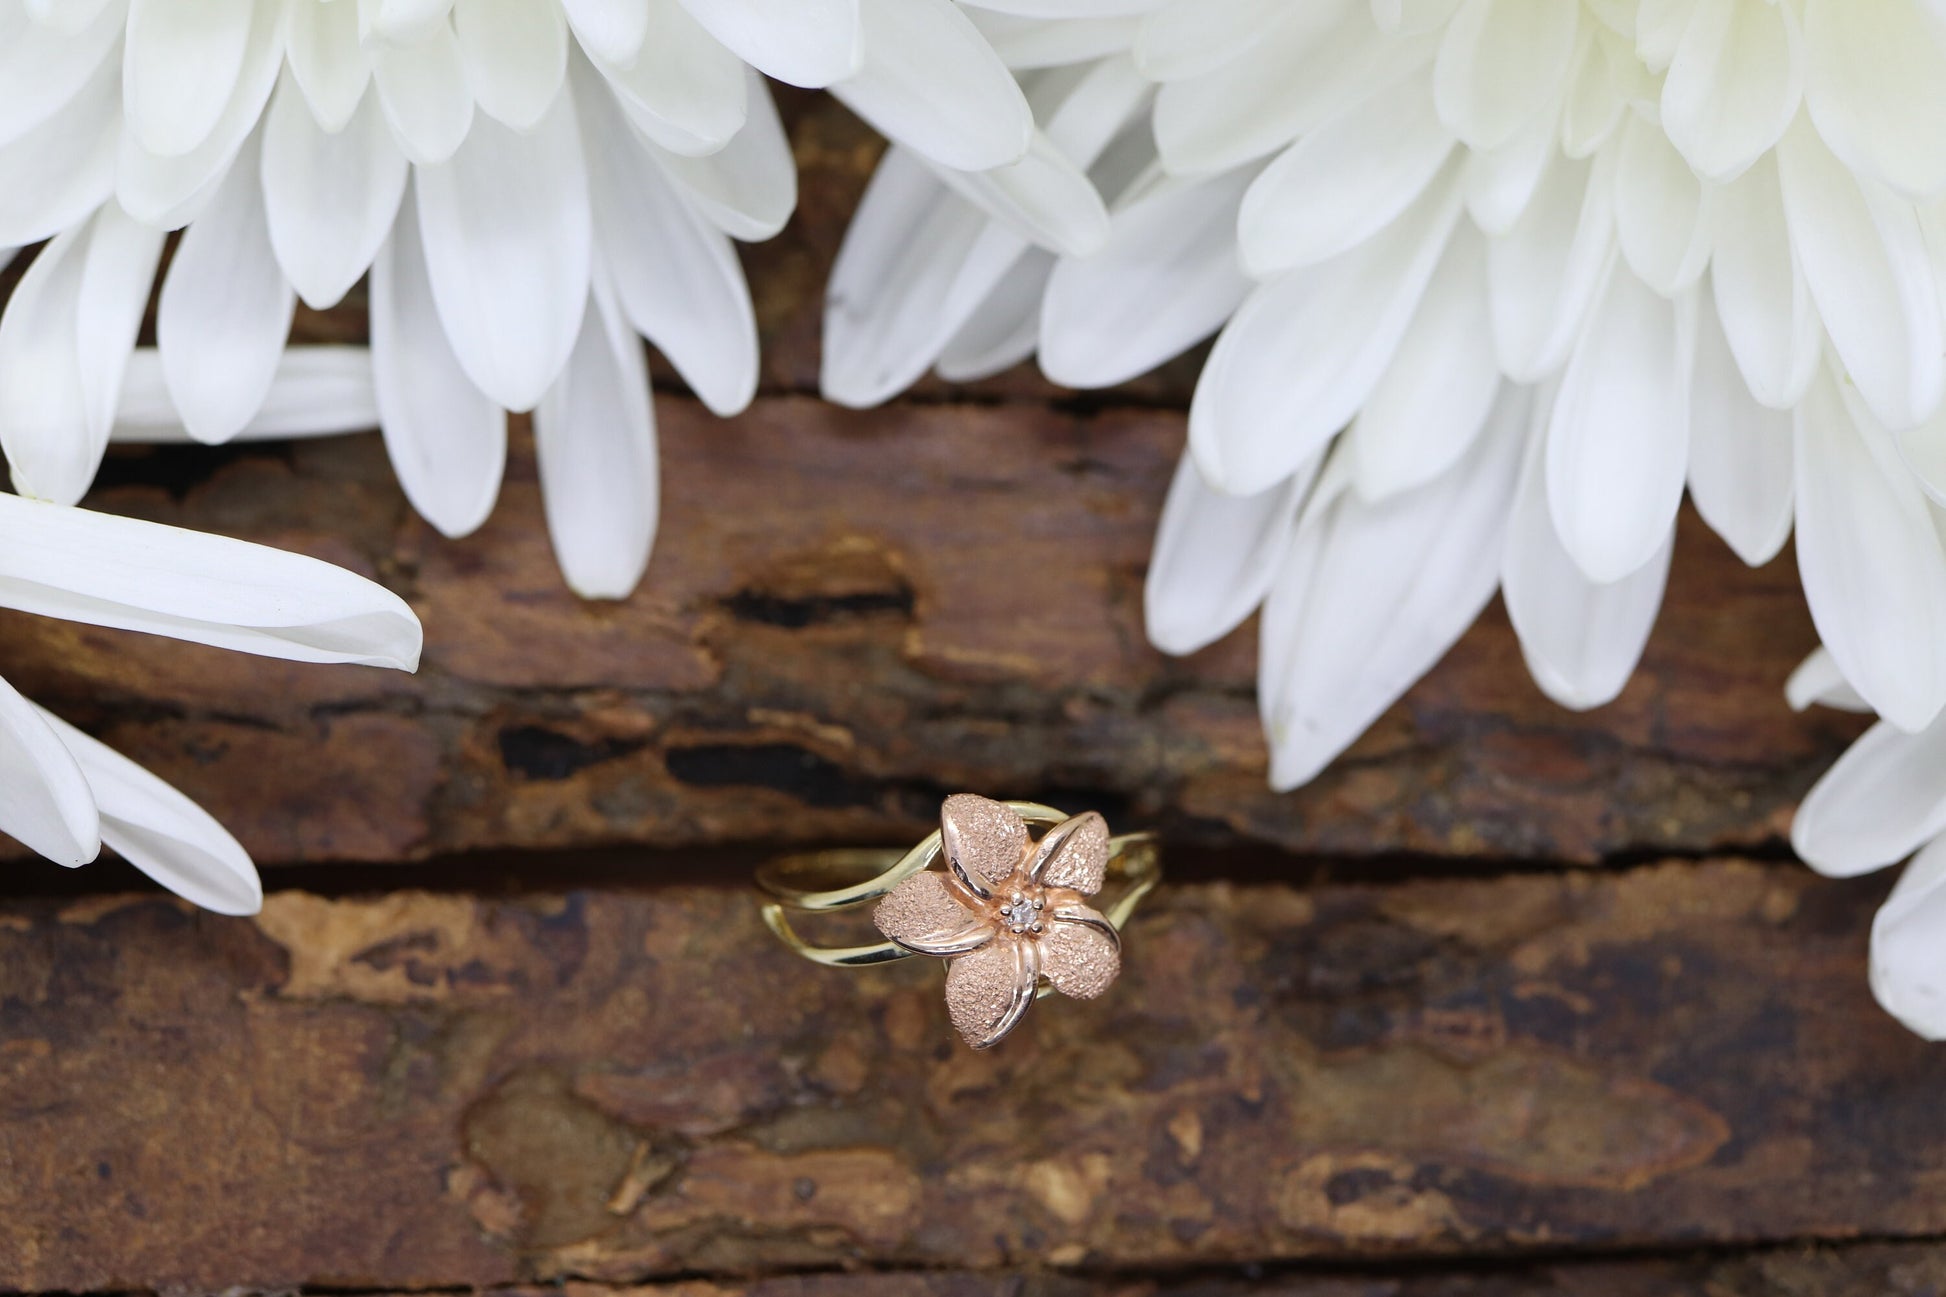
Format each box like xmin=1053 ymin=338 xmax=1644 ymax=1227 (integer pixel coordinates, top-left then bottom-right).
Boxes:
xmin=0 ymin=399 xmax=1854 ymax=870
xmin=4 ymin=862 xmax=1942 ymax=1290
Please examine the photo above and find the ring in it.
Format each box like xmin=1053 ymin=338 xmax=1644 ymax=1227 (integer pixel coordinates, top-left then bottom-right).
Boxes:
xmin=756 ymin=795 xmax=1161 ymax=1049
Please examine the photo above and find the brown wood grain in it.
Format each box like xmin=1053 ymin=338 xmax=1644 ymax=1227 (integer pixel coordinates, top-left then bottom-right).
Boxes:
xmin=5 ymin=862 xmax=1943 ymax=1290
xmin=0 ymin=400 xmax=1853 ymax=872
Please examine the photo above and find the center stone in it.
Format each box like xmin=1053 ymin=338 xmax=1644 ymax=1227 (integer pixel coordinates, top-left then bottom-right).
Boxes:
xmin=996 ymin=884 xmax=1047 ymax=937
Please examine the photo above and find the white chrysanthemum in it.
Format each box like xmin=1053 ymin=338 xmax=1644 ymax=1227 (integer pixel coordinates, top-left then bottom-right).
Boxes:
xmin=826 ymin=0 xmax=1946 ymax=790
xmin=0 ymin=0 xmax=1074 ymax=598
xmin=0 ymin=477 xmax=422 ymax=916
xmin=1788 ymin=647 xmax=1946 ymax=1040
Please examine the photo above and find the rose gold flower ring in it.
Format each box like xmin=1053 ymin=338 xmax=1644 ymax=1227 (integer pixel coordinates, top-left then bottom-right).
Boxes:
xmin=755 ymin=796 xmax=1161 ymax=1049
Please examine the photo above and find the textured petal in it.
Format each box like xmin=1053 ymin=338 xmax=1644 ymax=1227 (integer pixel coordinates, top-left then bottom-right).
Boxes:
xmin=371 ymin=187 xmax=506 ymax=539
xmin=1191 ymin=165 xmax=1464 ymax=496
xmin=0 ymin=676 xmax=99 ymax=868
xmin=1794 ymin=717 xmax=1946 ymax=877
xmin=1028 ymin=811 xmax=1109 ymax=894
xmin=1504 ymin=407 xmax=1672 ymax=711
xmin=35 ymin=706 xmax=261 ymax=915
xmin=1785 ymin=646 xmax=1871 ymax=714
xmin=453 ymin=0 xmax=569 ymax=129
xmin=261 ymin=73 xmax=410 ymax=310
xmin=157 ymin=130 xmax=298 ymax=445
xmin=1708 ymin=154 xmax=1819 ymax=408
xmin=1145 ymin=450 xmax=1312 ymax=656
xmin=0 ymin=492 xmax=423 ymax=670
xmin=1777 ymin=115 xmax=1944 ymax=431
xmin=1041 ymin=909 xmax=1120 ymax=1000
xmin=532 ymin=280 xmax=658 ymax=599
xmin=1661 ymin=0 xmax=1801 ymax=181
xmin=873 ymin=870 xmax=988 ymax=952
xmin=1544 ymin=265 xmax=1693 ymax=583
xmin=1350 ymin=223 xmax=1499 ymax=501
xmin=1871 ymin=835 xmax=1946 ymax=1040
xmin=1793 ymin=365 xmax=1946 ymax=733
xmin=941 ymin=793 xmax=1028 ymax=888
xmin=1039 ymin=167 xmax=1253 ymax=389
xmin=1688 ymin=284 xmax=1794 ymax=566
xmin=1238 ymin=76 xmax=1453 ymax=276
xmin=1433 ymin=0 xmax=1579 ymax=151
xmin=832 ymin=0 xmax=1030 ymax=171
xmin=578 ymin=62 xmax=756 ymax=415
xmin=1803 ymin=0 xmax=1946 ymax=198
xmin=414 ymin=92 xmax=593 ymax=412
xmin=944 ymin=937 xmax=1038 ymax=1048
xmin=1487 ymin=143 xmax=1617 ymax=382
xmin=674 ymin=0 xmax=860 ymax=87
xmin=123 ymin=0 xmax=255 ymax=157
xmin=1258 ymin=383 xmax=1528 ymax=791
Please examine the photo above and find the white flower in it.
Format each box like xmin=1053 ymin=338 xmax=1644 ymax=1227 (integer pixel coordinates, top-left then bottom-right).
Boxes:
xmin=0 ymin=0 xmax=1063 ymax=598
xmin=824 ymin=0 xmax=1946 ymax=790
xmin=1789 ymin=647 xmax=1946 ymax=1040
xmin=0 ymin=483 xmax=422 ymax=916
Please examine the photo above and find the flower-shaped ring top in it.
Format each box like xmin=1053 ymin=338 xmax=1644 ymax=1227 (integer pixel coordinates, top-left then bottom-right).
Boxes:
xmin=755 ymin=795 xmax=1157 ymax=1050
xmin=873 ymin=795 xmax=1123 ymax=1049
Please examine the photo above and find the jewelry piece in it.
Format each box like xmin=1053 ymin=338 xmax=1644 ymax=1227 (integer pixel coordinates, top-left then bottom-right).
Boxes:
xmin=756 ymin=795 xmax=1161 ymax=1049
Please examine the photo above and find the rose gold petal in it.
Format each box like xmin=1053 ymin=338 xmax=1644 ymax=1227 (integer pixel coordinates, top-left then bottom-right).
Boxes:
xmin=942 ymin=793 xmax=1029 ymax=887
xmin=945 ymin=937 xmax=1039 ymax=1048
xmin=874 ymin=871 xmax=972 ymax=945
xmin=1042 ymin=908 xmax=1121 ymax=1000
xmin=1035 ymin=811 xmax=1110 ymax=895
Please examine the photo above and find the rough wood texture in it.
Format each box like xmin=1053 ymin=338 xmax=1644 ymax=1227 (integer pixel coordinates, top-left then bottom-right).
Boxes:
xmin=6 ymin=862 xmax=1943 ymax=1291
xmin=0 ymin=407 xmax=1854 ymax=873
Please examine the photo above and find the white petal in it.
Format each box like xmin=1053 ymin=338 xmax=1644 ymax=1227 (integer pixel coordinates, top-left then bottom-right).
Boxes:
xmin=0 ymin=677 xmax=99 ymax=867
xmin=1793 ymin=365 xmax=1946 ymax=733
xmin=638 ymin=69 xmax=794 ymax=240
xmin=589 ymin=0 xmax=746 ymax=156
xmin=370 ymin=22 xmax=475 ymax=165
xmin=1558 ymin=24 xmax=1622 ymax=159
xmin=832 ymin=0 xmax=1030 ymax=172
xmin=0 ymin=0 xmax=122 ymax=151
xmin=934 ymin=247 xmax=1053 ymax=382
xmin=1504 ymin=405 xmax=1672 ymax=710
xmin=1238 ymin=77 xmax=1453 ymax=276
xmin=1545 ymin=265 xmax=1694 ymax=583
xmin=114 ymin=346 xmax=380 ymax=442
xmin=674 ymin=0 xmax=860 ymax=87
xmin=1613 ymin=111 xmax=1711 ymax=295
xmin=1145 ymin=451 xmax=1313 ymax=656
xmin=1135 ymin=0 xmax=1281 ymax=83
xmin=1258 ymin=382 xmax=1528 ymax=790
xmin=0 ymin=492 xmax=423 ymax=670
xmin=157 ymin=131 xmax=297 ymax=445
xmin=1661 ymin=0 xmax=1801 ymax=182
xmin=1191 ymin=164 xmax=1464 ymax=496
xmin=1802 ymin=0 xmax=1946 ymax=198
xmin=562 ymin=0 xmax=651 ymax=64
xmin=453 ymin=0 xmax=568 ymax=130
xmin=413 ymin=91 xmax=593 ymax=411
xmin=1464 ymin=101 xmax=1557 ymax=234
xmin=1777 ymin=115 xmax=1944 ymax=431
xmin=1487 ymin=142 xmax=1618 ymax=381
xmin=1871 ymin=835 xmax=1946 ymax=1039
xmin=0 ymin=49 xmax=119 ymax=246
xmin=1688 ymin=282 xmax=1794 ymax=566
xmin=1708 ymin=153 xmax=1819 ymax=408
xmin=1433 ymin=0 xmax=1579 ymax=151
xmin=926 ymin=129 xmax=1110 ymax=259
xmin=1038 ymin=167 xmax=1252 ymax=389
xmin=1350 ymin=223 xmax=1500 ymax=501
xmin=261 ymin=72 xmax=410 ymax=310
xmin=287 ymin=0 xmax=372 ymax=131
xmin=371 ymin=187 xmax=506 ymax=538
xmin=967 ymin=11 xmax=1140 ymax=69
xmin=34 ymin=705 xmax=261 ymax=915
xmin=534 ymin=280 xmax=658 ymax=599
xmin=123 ymin=0 xmax=255 ymax=157
xmin=578 ymin=65 xmax=756 ymax=416
xmin=1785 ymin=646 xmax=1870 ymax=714
xmin=361 ymin=0 xmax=456 ymax=43
xmin=77 ymin=204 xmax=167 ymax=451
xmin=1793 ymin=717 xmax=1946 ymax=876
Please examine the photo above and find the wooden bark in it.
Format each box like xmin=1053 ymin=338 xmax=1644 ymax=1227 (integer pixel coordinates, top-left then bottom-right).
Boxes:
xmin=6 ymin=862 xmax=1944 ymax=1291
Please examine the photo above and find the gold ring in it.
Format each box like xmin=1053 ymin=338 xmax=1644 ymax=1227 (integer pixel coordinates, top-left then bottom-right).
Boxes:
xmin=756 ymin=795 xmax=1161 ymax=1049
